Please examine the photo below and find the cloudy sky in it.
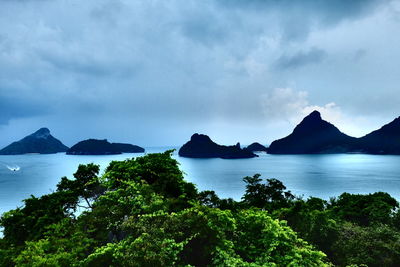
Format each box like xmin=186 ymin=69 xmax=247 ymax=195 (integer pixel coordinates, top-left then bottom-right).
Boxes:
xmin=0 ymin=0 xmax=399 ymax=148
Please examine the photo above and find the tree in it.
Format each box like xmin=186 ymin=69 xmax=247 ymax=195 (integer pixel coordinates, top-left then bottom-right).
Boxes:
xmin=242 ymin=174 xmax=294 ymax=210
xmin=87 ymin=206 xmax=330 ymax=266
xmin=0 ymin=191 xmax=77 ymax=247
xmin=57 ymin=163 xmax=103 ymax=209
xmin=329 ymin=192 xmax=398 ymax=226
xmin=104 ymin=151 xmax=198 ymax=206
xmin=233 ymin=209 xmax=329 ymax=266
xmin=198 ymin=190 xmax=220 ymax=208
xmin=14 ymin=219 xmax=95 ymax=267
xmin=332 ymin=222 xmax=400 ymax=267
xmin=275 ymin=199 xmax=339 ymax=259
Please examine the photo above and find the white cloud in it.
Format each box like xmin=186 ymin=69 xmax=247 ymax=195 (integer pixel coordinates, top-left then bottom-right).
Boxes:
xmin=261 ymin=88 xmax=309 ymax=122
xmin=262 ymin=87 xmax=379 ymax=137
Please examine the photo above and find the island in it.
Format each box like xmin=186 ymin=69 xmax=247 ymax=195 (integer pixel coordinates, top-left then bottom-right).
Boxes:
xmin=67 ymin=139 xmax=145 ymax=155
xmin=178 ymin=133 xmax=257 ymax=159
xmin=0 ymin=128 xmax=69 ymax=155
xmin=111 ymin=143 xmax=145 ymax=153
xmin=246 ymin=142 xmax=268 ymax=153
xmin=357 ymin=116 xmax=400 ymax=154
xmin=268 ymin=111 xmax=357 ymax=154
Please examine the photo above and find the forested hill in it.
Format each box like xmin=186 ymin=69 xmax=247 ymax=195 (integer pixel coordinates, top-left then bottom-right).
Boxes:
xmin=1 ymin=151 xmax=400 ymax=266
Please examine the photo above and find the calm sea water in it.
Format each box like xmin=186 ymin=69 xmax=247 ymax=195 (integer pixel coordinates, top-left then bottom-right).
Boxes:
xmin=1 ymin=147 xmax=400 ymax=215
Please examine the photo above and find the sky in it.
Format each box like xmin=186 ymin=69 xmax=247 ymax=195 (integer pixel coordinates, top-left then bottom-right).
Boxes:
xmin=0 ymin=0 xmax=400 ymax=148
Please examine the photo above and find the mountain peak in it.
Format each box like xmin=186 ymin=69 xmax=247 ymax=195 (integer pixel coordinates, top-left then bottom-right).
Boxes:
xmin=293 ymin=110 xmax=327 ymax=134
xmin=0 ymin=128 xmax=68 ymax=155
xmin=32 ymin=128 xmax=51 ymax=139
xmin=190 ymin=133 xmax=212 ymax=143
xmin=303 ymin=110 xmax=322 ymax=121
xmin=35 ymin=127 xmax=50 ymax=134
xmin=384 ymin=117 xmax=400 ymax=129
xmin=268 ymin=110 xmax=354 ymax=154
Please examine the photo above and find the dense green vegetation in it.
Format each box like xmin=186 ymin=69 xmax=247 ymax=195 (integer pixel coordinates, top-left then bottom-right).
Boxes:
xmin=1 ymin=151 xmax=399 ymax=266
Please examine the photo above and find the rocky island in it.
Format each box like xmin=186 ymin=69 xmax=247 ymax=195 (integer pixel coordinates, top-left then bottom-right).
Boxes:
xmin=246 ymin=142 xmax=268 ymax=152
xmin=179 ymin=133 xmax=257 ymax=159
xmin=0 ymin=128 xmax=69 ymax=155
xmin=67 ymin=139 xmax=144 ymax=155
xmin=111 ymin=143 xmax=145 ymax=153
xmin=357 ymin=116 xmax=400 ymax=154
xmin=268 ymin=111 xmax=357 ymax=154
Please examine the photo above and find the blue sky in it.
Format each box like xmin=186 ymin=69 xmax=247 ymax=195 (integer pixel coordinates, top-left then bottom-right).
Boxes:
xmin=0 ymin=0 xmax=399 ymax=147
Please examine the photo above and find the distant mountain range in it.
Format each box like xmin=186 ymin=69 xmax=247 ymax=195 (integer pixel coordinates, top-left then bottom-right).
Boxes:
xmin=179 ymin=111 xmax=400 ymax=157
xmin=1 ymin=113 xmax=400 ymax=156
xmin=268 ymin=111 xmax=400 ymax=154
xmin=179 ymin=134 xmax=257 ymax=159
xmin=0 ymin=128 xmax=68 ymax=155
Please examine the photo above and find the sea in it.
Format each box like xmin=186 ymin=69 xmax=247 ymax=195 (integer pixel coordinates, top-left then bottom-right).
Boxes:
xmin=1 ymin=147 xmax=400 ymax=215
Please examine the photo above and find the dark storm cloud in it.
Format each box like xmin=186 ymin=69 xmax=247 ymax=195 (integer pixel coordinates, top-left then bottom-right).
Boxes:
xmin=275 ymin=48 xmax=326 ymax=70
xmin=180 ymin=16 xmax=229 ymax=47
xmin=0 ymin=0 xmax=398 ymax=146
xmin=353 ymin=49 xmax=367 ymax=62
xmin=0 ymin=95 xmax=48 ymax=125
xmin=216 ymin=0 xmax=387 ymax=41
xmin=217 ymin=0 xmax=383 ymax=22
xmin=38 ymin=50 xmax=135 ymax=78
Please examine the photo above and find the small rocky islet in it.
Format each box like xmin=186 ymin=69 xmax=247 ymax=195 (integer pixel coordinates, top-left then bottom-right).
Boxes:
xmin=66 ymin=139 xmax=145 ymax=155
xmin=178 ymin=133 xmax=257 ymax=159
xmin=245 ymin=142 xmax=268 ymax=153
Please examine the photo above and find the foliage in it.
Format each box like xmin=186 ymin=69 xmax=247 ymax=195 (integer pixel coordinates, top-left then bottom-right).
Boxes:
xmin=85 ymin=206 xmax=328 ymax=266
xmin=1 ymin=151 xmax=399 ymax=266
xmin=0 ymin=191 xmax=77 ymax=246
xmin=329 ymin=192 xmax=398 ymax=226
xmin=332 ymin=223 xmax=400 ymax=267
xmin=242 ymin=174 xmax=294 ymax=210
xmin=57 ymin=163 xmax=104 ymax=209
xmin=232 ymin=209 xmax=328 ymax=266
xmin=275 ymin=199 xmax=339 ymax=258
xmin=83 ymin=234 xmax=186 ymax=267
xmin=14 ymin=219 xmax=95 ymax=267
